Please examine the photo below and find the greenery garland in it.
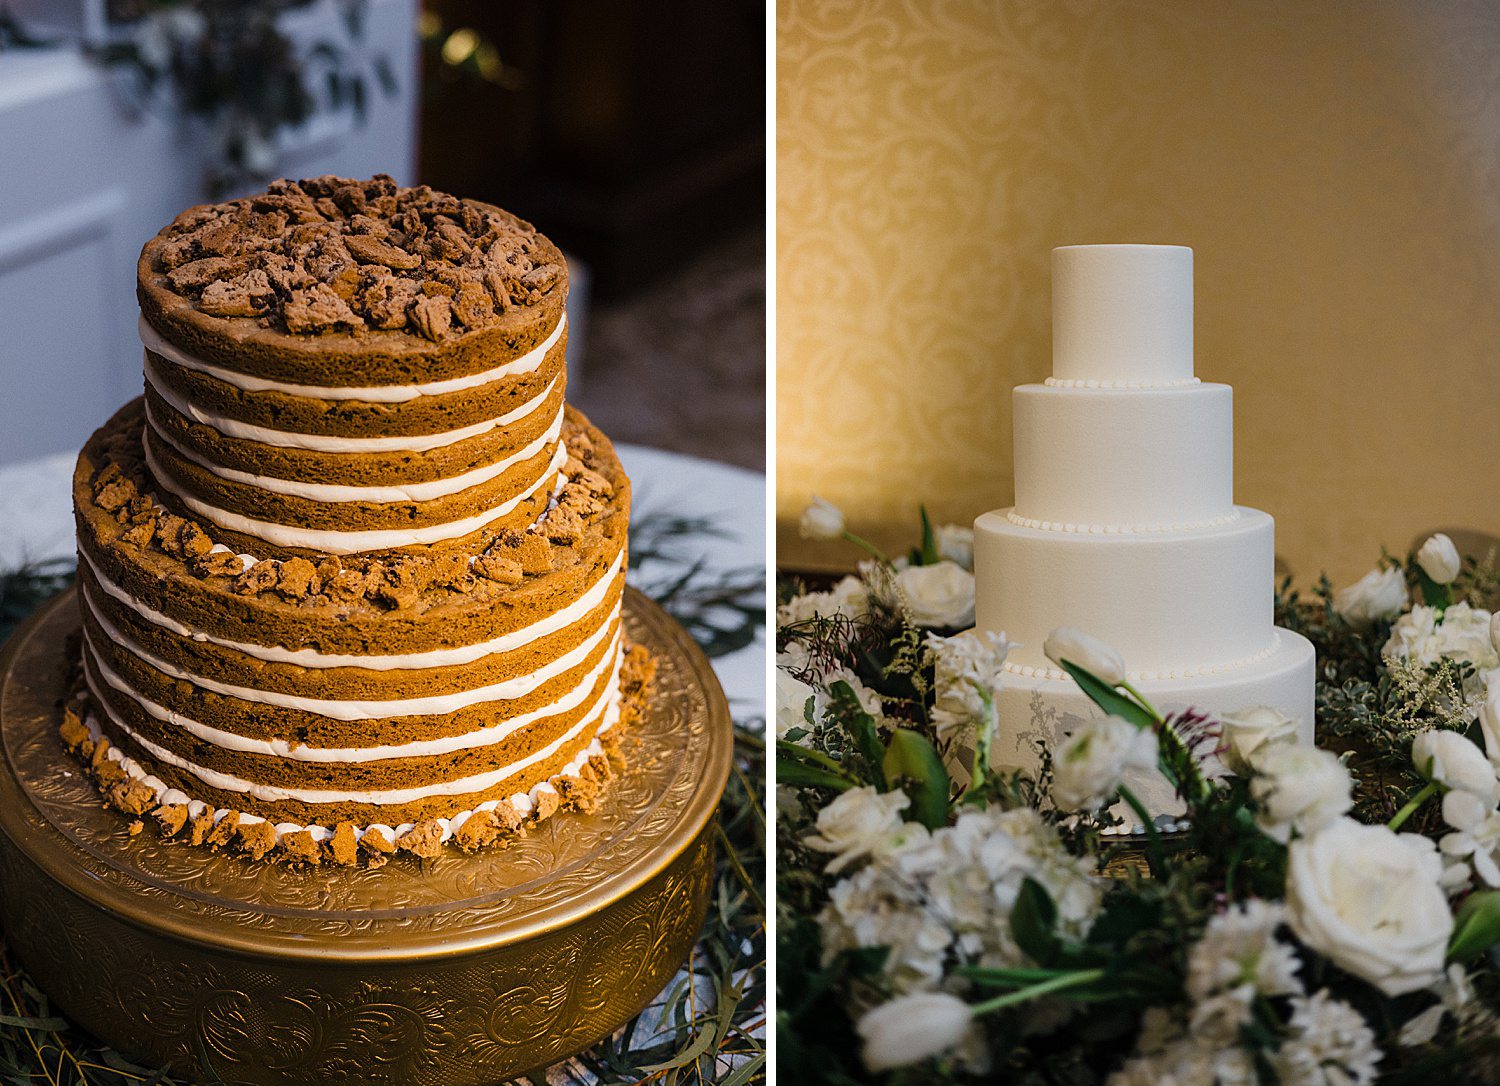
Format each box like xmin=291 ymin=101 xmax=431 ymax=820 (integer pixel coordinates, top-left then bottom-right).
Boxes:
xmin=777 ymin=505 xmax=1500 ymax=1085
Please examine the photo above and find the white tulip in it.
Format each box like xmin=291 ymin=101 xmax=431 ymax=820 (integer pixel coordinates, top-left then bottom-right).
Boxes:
xmin=934 ymin=524 xmax=974 ymax=569
xmin=1052 ymin=716 xmax=1158 ymax=811
xmin=1413 ymin=730 xmax=1499 ymax=806
xmin=1417 ymin=533 xmax=1462 ymax=585
xmin=804 ymin=786 xmax=911 ymax=874
xmin=1480 ymin=689 xmax=1500 ymax=768
xmin=1043 ymin=627 xmax=1127 ymax=686
xmin=857 ymin=991 xmax=973 ymax=1071
xmin=1286 ymin=818 xmax=1452 ymax=996
xmin=799 ymin=495 xmax=845 ymax=541
xmin=1219 ymin=705 xmax=1301 ymax=777
xmin=894 ymin=561 xmax=975 ymax=628
xmin=1333 ymin=566 xmax=1408 ymax=624
xmin=1250 ymin=743 xmax=1353 ymax=844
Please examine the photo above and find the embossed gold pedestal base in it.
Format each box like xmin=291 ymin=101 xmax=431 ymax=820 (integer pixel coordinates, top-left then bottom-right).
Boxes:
xmin=0 ymin=587 xmax=732 ymax=1085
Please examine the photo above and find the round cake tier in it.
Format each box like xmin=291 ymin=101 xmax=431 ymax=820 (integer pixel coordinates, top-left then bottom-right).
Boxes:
xmin=1012 ymin=382 xmax=1233 ymax=530
xmin=991 ymin=626 xmax=1315 ymax=816
xmin=1051 ymin=244 xmax=1194 ymax=386
xmin=973 ymin=506 xmax=1276 ymax=675
xmin=0 ymin=585 xmax=729 ymax=1085
xmin=74 ymin=398 xmax=632 ymax=835
xmin=135 ymin=178 xmax=569 ymax=388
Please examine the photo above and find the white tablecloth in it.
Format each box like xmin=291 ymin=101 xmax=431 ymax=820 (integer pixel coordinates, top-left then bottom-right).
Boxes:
xmin=0 ymin=444 xmax=766 ymax=724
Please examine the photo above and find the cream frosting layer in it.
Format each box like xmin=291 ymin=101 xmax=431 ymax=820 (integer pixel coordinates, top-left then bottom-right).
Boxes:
xmin=87 ymin=682 xmax=620 ymax=806
xmin=140 ymin=313 xmax=566 ymax=403
xmin=86 ymin=595 xmax=620 ymax=720
xmin=79 ymin=707 xmax=608 ymax=845
xmin=144 ymin=357 xmax=558 ymax=453
xmin=146 ymin=403 xmax=565 ymax=503
xmin=145 ymin=439 xmax=568 ymax=552
xmin=79 ymin=546 xmax=625 ymax=670
xmin=83 ymin=637 xmax=620 ymax=763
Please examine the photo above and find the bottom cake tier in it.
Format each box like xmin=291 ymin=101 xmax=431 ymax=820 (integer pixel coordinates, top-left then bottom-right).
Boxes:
xmin=992 ymin=626 xmax=1316 ymax=817
xmin=68 ymin=398 xmax=646 ymax=865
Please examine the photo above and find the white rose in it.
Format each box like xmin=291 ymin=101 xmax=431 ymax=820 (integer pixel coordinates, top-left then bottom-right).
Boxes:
xmin=895 ymin=561 xmax=975 ymax=628
xmin=1333 ymin=566 xmax=1408 ymax=624
xmin=1250 ymin=743 xmax=1353 ymax=844
xmin=804 ymin=787 xmax=911 ymax=873
xmin=1417 ymin=533 xmax=1462 ymax=585
xmin=1219 ymin=705 xmax=1301 ymax=777
xmin=1052 ymin=716 xmax=1158 ymax=811
xmin=1286 ymin=818 xmax=1453 ymax=996
xmin=857 ymin=991 xmax=973 ymax=1071
xmin=1413 ymin=730 xmax=1499 ymax=806
xmin=1044 ymin=627 xmax=1127 ymax=686
xmin=799 ymin=495 xmax=845 ymax=540
xmin=775 ymin=669 xmax=818 ymax=741
xmin=935 ymin=524 xmax=974 ymax=569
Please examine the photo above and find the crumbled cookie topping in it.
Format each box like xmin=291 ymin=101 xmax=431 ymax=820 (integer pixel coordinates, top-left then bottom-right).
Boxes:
xmin=153 ymin=174 xmax=563 ymax=340
xmin=90 ymin=422 xmax=618 ymax=610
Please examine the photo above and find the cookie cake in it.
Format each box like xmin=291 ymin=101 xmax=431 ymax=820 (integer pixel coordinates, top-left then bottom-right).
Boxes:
xmin=66 ymin=174 xmax=648 ymax=866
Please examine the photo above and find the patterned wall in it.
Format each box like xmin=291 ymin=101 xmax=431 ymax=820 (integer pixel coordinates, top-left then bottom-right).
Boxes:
xmin=777 ymin=0 xmax=1500 ymax=583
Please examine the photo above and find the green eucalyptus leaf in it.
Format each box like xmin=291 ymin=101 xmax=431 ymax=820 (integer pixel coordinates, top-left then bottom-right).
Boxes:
xmin=1449 ymin=890 xmax=1500 ymax=962
xmin=882 ymin=728 xmax=949 ymax=828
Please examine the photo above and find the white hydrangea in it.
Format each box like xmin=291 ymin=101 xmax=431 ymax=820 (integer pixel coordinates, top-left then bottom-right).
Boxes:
xmin=819 ymin=806 xmax=1100 ymax=995
xmin=1107 ymin=1007 xmax=1257 ymax=1086
xmin=1271 ymin=990 xmax=1382 ymax=1086
xmin=1186 ymin=900 xmax=1303 ymax=1005
xmin=777 ymin=574 xmax=871 ymax=626
xmin=926 ymin=629 xmax=1018 ymax=744
xmin=1383 ymin=602 xmax=1499 ymax=705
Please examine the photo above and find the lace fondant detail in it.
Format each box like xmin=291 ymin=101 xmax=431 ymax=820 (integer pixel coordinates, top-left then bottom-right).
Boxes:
xmin=1043 ymin=377 xmax=1201 ymax=389
xmin=1004 ymin=632 xmax=1282 ymax=683
xmin=1005 ymin=510 xmax=1242 ymax=534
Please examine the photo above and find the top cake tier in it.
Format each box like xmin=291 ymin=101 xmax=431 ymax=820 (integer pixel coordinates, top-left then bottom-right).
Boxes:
xmin=135 ymin=175 xmax=572 ymax=558
xmin=1050 ymin=244 xmax=1193 ymax=387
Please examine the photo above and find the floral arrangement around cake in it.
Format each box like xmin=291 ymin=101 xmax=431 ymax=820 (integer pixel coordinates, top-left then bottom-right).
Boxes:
xmin=778 ymin=499 xmax=1500 ymax=1085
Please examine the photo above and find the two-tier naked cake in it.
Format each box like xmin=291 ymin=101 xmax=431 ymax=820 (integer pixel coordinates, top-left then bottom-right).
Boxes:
xmin=974 ymin=245 xmax=1315 ymax=802
xmin=66 ymin=174 xmax=649 ymax=865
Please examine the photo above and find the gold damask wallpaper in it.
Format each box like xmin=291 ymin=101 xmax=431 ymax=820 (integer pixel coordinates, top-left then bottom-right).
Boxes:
xmin=777 ymin=0 xmax=1500 ymax=583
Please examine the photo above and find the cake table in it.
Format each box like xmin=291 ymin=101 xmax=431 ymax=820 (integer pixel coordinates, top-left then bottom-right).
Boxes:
xmin=0 ymin=583 xmax=731 ymax=1085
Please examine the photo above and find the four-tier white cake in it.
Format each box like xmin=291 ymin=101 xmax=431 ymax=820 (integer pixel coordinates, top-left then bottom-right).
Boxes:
xmin=973 ymin=245 xmax=1315 ymax=803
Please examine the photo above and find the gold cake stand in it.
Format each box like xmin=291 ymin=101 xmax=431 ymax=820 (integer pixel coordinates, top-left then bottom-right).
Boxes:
xmin=0 ymin=586 xmax=733 ymax=1085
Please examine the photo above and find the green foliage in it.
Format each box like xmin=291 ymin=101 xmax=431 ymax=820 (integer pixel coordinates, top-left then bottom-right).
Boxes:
xmin=882 ymin=729 xmax=948 ymax=829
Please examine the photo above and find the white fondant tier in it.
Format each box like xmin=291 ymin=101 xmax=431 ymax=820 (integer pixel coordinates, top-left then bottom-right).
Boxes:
xmin=991 ymin=626 xmax=1315 ymax=815
xmin=1051 ymin=245 xmax=1193 ymax=386
xmin=1012 ymin=382 xmax=1233 ymax=529
xmin=973 ymin=506 xmax=1275 ymax=674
